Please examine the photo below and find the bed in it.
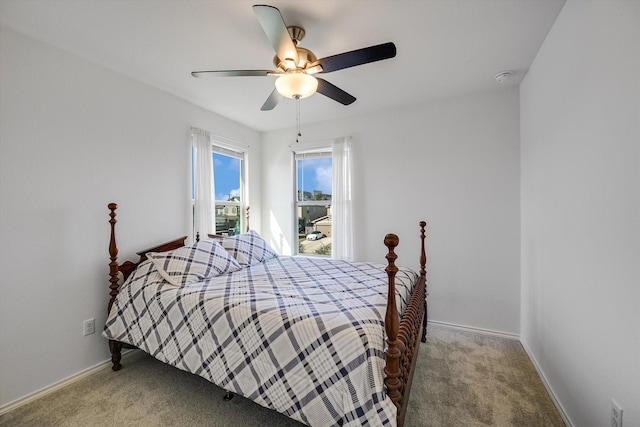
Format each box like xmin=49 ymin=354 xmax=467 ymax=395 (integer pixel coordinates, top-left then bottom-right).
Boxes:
xmin=103 ymin=203 xmax=427 ymax=427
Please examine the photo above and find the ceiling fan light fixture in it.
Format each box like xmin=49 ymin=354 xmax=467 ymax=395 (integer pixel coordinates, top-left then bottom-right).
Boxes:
xmin=275 ymin=72 xmax=318 ymax=99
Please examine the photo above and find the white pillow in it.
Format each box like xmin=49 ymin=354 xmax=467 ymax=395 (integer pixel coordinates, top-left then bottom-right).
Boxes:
xmin=147 ymin=239 xmax=242 ymax=286
xmin=219 ymin=230 xmax=278 ymax=266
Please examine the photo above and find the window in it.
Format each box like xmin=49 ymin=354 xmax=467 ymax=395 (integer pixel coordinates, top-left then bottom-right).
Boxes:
xmin=213 ymin=146 xmax=244 ymax=236
xmin=295 ymin=150 xmax=332 ymax=256
xmin=192 ymin=139 xmax=246 ymax=237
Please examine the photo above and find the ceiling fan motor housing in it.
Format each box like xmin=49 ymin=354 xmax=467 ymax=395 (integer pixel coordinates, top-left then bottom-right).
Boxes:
xmin=274 ymin=47 xmax=317 ymax=71
xmin=273 ymin=27 xmax=317 ymax=71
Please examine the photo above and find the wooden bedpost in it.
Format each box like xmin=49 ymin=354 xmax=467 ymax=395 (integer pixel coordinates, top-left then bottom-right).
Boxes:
xmin=107 ymin=203 xmax=122 ymax=371
xmin=384 ymin=233 xmax=403 ymax=408
xmin=420 ymin=221 xmax=428 ymax=342
xmin=245 ymin=206 xmax=250 ymax=232
xmin=108 ymin=203 xmax=119 ymax=314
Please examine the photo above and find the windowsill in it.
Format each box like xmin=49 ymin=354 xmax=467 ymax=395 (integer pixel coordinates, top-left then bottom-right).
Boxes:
xmin=293 ymin=254 xmax=331 ymax=259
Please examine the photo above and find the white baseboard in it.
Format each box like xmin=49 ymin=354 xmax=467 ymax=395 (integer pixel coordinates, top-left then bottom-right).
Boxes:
xmin=519 ymin=337 xmax=573 ymax=427
xmin=0 ymin=349 xmax=138 ymax=416
xmin=427 ymin=319 xmax=520 ymax=340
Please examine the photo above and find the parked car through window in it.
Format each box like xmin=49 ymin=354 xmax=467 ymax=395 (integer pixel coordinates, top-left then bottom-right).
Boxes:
xmin=306 ymin=231 xmax=326 ymax=241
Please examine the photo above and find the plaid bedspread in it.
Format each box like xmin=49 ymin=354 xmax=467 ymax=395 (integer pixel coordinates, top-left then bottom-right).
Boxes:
xmin=103 ymin=256 xmax=418 ymax=427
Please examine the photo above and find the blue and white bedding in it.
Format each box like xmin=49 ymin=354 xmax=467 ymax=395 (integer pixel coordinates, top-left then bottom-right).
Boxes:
xmin=104 ymin=249 xmax=418 ymax=427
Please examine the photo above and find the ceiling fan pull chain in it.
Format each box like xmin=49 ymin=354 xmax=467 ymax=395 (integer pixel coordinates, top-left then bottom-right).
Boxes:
xmin=295 ymin=95 xmax=301 ymax=143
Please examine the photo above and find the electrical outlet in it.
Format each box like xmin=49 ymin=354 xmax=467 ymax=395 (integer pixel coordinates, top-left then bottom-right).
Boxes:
xmin=611 ymin=399 xmax=623 ymax=427
xmin=83 ymin=318 xmax=95 ymax=336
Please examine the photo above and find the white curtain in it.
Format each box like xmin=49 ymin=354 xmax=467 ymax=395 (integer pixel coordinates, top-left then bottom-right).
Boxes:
xmin=332 ymin=136 xmax=353 ymax=261
xmin=192 ymin=127 xmax=214 ymax=236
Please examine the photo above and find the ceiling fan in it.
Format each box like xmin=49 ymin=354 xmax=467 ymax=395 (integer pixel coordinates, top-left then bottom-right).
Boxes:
xmin=191 ymin=4 xmax=397 ymax=111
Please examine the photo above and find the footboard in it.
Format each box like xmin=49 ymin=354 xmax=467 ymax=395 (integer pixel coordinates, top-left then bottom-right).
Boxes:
xmin=384 ymin=221 xmax=427 ymax=427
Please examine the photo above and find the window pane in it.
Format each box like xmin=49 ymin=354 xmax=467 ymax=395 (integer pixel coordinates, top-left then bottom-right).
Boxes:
xmin=296 ymin=156 xmax=332 ymax=257
xmin=213 ymin=153 xmax=241 ymax=202
xmin=297 ymin=157 xmax=332 ymax=201
xmin=215 ymin=203 xmax=241 ymax=236
xmin=213 ymin=152 xmax=242 ymax=235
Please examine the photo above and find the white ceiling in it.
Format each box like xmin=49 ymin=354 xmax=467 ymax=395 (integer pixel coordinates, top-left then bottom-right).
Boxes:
xmin=0 ymin=0 xmax=565 ymax=132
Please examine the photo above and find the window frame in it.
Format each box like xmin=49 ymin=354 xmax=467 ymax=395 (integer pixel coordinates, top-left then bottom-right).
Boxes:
xmin=293 ymin=148 xmax=332 ymax=257
xmin=191 ymin=140 xmax=247 ymax=237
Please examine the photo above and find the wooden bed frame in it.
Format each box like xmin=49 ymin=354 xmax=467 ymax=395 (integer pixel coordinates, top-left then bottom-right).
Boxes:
xmin=106 ymin=202 xmax=427 ymax=427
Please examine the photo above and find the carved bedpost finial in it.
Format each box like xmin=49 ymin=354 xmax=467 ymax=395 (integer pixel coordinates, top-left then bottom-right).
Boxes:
xmin=196 ymin=232 xmax=200 ymax=242
xmin=108 ymin=203 xmax=119 ymax=315
xmin=384 ymin=233 xmax=403 ymax=408
xmin=245 ymin=206 xmax=250 ymax=232
xmin=419 ymin=221 xmax=426 ymax=279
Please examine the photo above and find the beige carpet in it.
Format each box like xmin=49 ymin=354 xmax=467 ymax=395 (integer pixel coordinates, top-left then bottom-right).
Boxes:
xmin=0 ymin=324 xmax=565 ymax=426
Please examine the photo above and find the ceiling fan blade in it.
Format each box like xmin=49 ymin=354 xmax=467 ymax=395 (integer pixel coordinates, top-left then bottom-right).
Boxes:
xmin=316 ymin=78 xmax=356 ymax=105
xmin=191 ymin=70 xmax=274 ymax=78
xmin=260 ymin=88 xmax=284 ymax=111
xmin=253 ymin=5 xmax=299 ymax=66
xmin=315 ymin=42 xmax=396 ymax=74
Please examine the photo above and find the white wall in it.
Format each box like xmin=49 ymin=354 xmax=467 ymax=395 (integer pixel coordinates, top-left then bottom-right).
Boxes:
xmin=0 ymin=26 xmax=261 ymax=407
xmin=520 ymin=1 xmax=640 ymax=426
xmin=261 ymin=89 xmax=521 ymax=335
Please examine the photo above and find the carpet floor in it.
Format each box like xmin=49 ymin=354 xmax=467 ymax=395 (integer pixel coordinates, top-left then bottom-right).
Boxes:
xmin=0 ymin=324 xmax=565 ymax=426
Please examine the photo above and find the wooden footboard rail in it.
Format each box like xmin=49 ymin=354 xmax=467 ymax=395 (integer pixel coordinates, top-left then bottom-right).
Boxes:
xmin=384 ymin=221 xmax=428 ymax=427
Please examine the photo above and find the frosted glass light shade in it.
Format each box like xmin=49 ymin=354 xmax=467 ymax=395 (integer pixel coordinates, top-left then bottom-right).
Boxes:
xmin=275 ymin=73 xmax=318 ymax=99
